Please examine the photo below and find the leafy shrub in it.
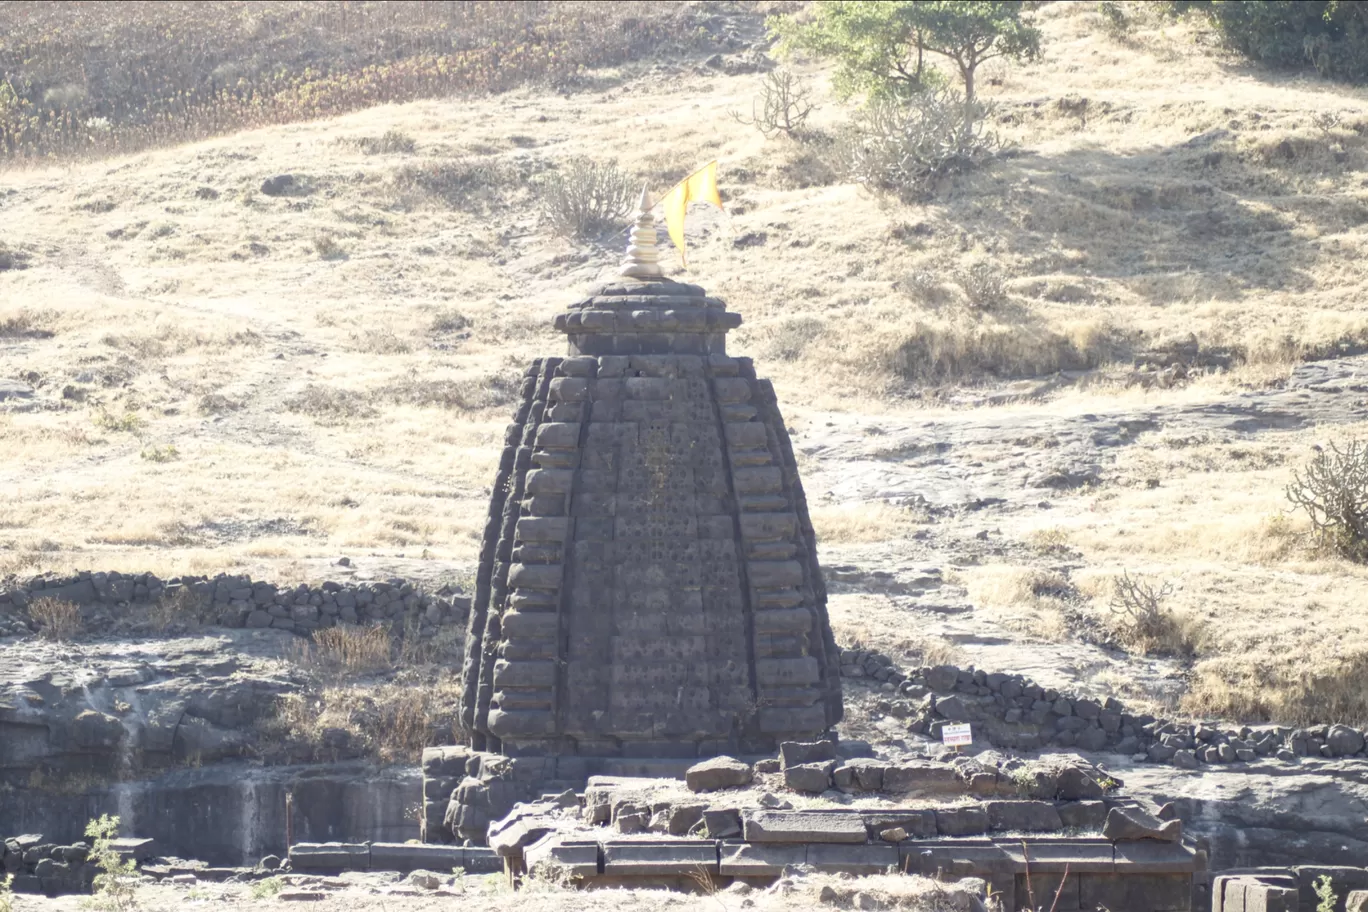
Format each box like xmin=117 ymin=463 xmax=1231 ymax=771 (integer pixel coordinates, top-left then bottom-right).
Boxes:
xmin=92 ymin=409 xmax=145 ymax=434
xmin=139 ymin=444 xmax=179 ymax=462
xmin=85 ymin=814 xmax=139 ymax=912
xmin=29 ymin=597 xmax=82 ymax=641
xmin=1286 ymin=439 xmax=1368 ymax=561
xmin=834 ymin=89 xmax=1002 ymax=201
xmin=1200 ymin=1 xmax=1368 ymax=83
xmin=251 ymin=876 xmax=285 ymax=900
xmin=730 ymin=68 xmax=815 ymax=138
xmin=537 ymin=158 xmax=637 ymax=240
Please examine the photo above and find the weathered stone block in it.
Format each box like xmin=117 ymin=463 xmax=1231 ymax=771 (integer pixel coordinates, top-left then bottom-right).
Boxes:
xmin=884 ymin=761 xmax=965 ymax=796
xmin=806 ymin=843 xmax=898 ymax=875
xmin=783 ymin=762 xmax=834 ymax=794
xmin=369 ymin=843 xmax=463 ymax=873
xmin=601 ymin=840 xmax=718 ymax=876
xmin=289 ymin=843 xmax=369 ymax=871
xmin=701 ymin=807 xmax=742 ymax=839
xmin=934 ymin=807 xmax=989 ymax=837
xmin=718 ymin=842 xmax=805 ymax=876
xmin=987 ymin=801 xmax=1064 ymax=832
xmin=743 ymin=811 xmax=867 ymax=844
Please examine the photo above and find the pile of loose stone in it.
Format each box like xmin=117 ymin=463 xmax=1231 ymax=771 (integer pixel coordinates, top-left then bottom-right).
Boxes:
xmin=841 ymin=646 xmax=1368 ymax=770
xmin=0 ymin=570 xmax=469 ymax=641
xmin=461 ymin=740 xmax=1204 ymax=910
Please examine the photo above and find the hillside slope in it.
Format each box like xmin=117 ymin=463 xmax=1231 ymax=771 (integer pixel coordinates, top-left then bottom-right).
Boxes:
xmin=4 ymin=2 xmax=1368 ymax=723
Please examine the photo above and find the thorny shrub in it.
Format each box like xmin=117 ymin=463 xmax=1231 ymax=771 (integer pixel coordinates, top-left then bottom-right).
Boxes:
xmin=1108 ymin=571 xmax=1197 ymax=657
xmin=537 ymin=157 xmax=638 ymax=240
xmin=834 ymin=89 xmax=1004 ymax=202
xmin=1286 ymin=439 xmax=1368 ymax=561
xmin=730 ymin=68 xmax=815 ymax=139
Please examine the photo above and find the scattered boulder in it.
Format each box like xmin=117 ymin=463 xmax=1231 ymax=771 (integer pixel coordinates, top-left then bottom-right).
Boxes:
xmin=260 ymin=175 xmax=297 ymax=196
xmin=685 ymin=756 xmax=752 ymax=792
xmin=1327 ymin=725 xmax=1365 ymax=757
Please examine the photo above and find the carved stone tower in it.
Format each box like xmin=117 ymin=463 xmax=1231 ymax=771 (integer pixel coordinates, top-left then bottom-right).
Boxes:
xmin=459 ymin=193 xmax=842 ymax=761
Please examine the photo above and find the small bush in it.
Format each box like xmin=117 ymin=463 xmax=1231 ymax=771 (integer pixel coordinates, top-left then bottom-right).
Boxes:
xmin=1 ymin=873 xmax=12 ymax=912
xmin=1286 ymin=440 xmax=1368 ymax=561
xmin=355 ymin=130 xmax=417 ymax=155
xmin=0 ymin=308 xmax=54 ymax=337
xmin=295 ymin=625 xmax=394 ymax=676
xmin=139 ymin=444 xmax=179 ymax=462
xmin=1108 ymin=571 xmax=1197 ymax=656
xmin=30 ymin=597 xmax=82 ymax=641
xmin=0 ymin=242 xmax=30 ymax=271
xmin=313 ymin=234 xmax=348 ymax=260
xmin=956 ymin=262 xmax=1009 ymax=310
xmin=286 ymin=385 xmax=377 ymax=421
xmin=537 ymin=157 xmax=637 ymax=240
xmin=430 ymin=309 xmax=472 ymax=334
xmin=85 ymin=814 xmax=139 ymax=912
xmin=251 ymin=876 xmax=285 ymax=900
xmin=145 ymin=585 xmax=214 ymax=631
xmin=834 ymin=89 xmax=1003 ymax=202
xmin=197 ymin=393 xmax=242 ymax=415
xmin=92 ymin=409 xmax=144 ymax=434
xmin=1097 ymin=1 xmax=1130 ymax=38
xmin=763 ymin=316 xmax=826 ymax=361
xmin=379 ymin=372 xmax=521 ymax=412
xmin=730 ymin=68 xmax=815 ymax=138
xmin=392 ymin=158 xmax=511 ymax=212
xmin=1315 ymin=874 xmax=1337 ymax=912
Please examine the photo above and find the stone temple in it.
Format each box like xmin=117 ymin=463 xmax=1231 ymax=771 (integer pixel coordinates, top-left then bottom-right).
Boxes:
xmin=457 ymin=194 xmax=843 ymax=765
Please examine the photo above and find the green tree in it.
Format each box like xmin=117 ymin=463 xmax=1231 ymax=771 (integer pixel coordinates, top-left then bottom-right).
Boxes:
xmin=772 ymin=1 xmax=1042 ymax=109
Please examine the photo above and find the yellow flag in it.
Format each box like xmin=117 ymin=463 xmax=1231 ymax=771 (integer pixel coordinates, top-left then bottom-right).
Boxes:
xmin=661 ymin=161 xmax=723 ymax=265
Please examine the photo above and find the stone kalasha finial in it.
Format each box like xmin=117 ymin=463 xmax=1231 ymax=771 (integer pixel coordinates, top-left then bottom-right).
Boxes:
xmin=618 ymin=184 xmax=664 ymax=279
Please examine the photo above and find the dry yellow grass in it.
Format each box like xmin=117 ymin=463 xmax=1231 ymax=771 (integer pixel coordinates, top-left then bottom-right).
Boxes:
xmin=5 ymin=4 xmax=1368 ymax=728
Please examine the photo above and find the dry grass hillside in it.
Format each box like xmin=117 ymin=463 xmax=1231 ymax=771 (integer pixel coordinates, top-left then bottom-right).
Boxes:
xmin=5 ymin=1 xmax=1368 ymax=727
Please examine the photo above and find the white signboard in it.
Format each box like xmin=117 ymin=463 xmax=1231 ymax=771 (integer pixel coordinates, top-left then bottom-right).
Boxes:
xmin=941 ymin=723 xmax=973 ymax=747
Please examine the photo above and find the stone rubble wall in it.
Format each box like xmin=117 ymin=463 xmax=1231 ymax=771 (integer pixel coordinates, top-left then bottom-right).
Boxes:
xmin=838 ymin=646 xmax=1368 ymax=769
xmin=1 ymin=835 xmax=100 ymax=896
xmin=0 ymin=570 xmax=471 ymax=641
